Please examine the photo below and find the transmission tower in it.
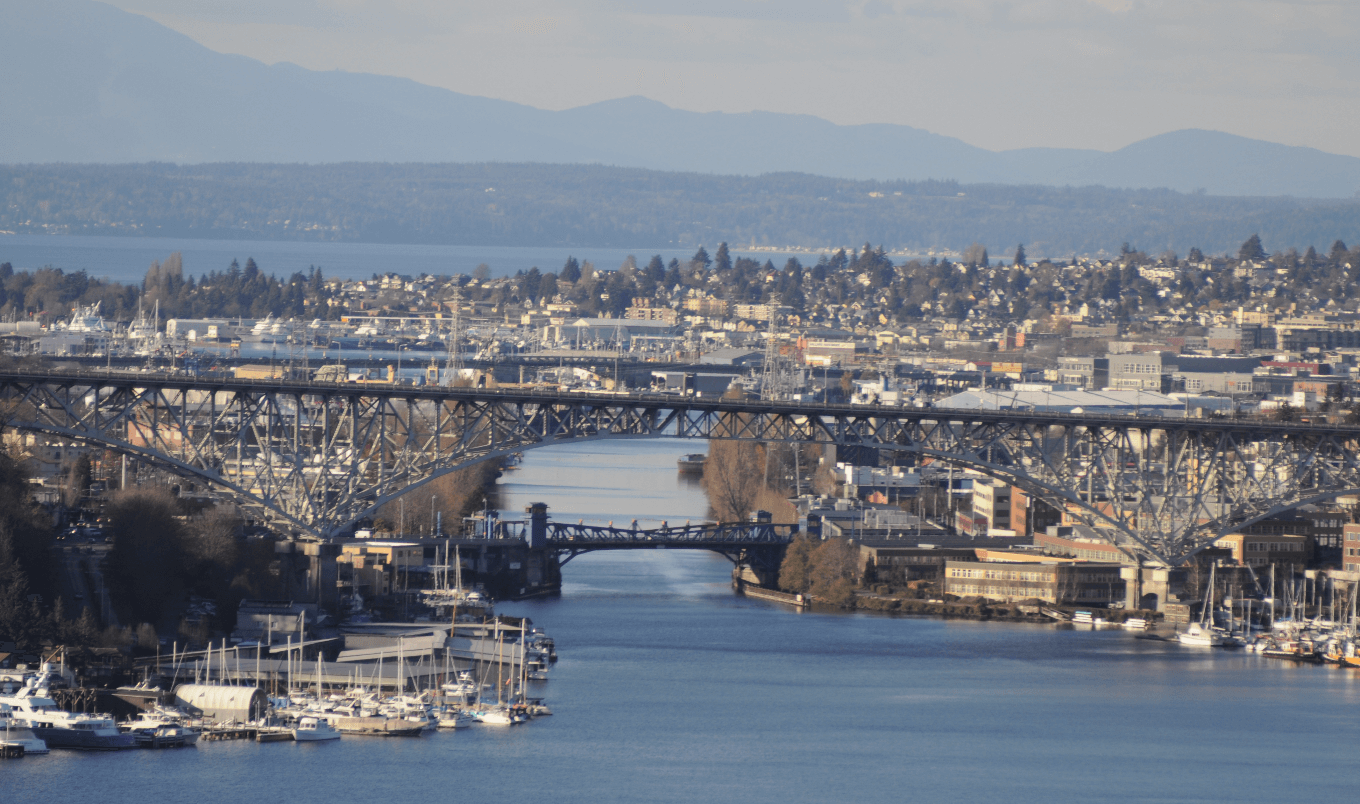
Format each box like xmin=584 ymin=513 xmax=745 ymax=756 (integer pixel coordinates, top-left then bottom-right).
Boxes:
xmin=759 ymin=302 xmax=785 ymax=401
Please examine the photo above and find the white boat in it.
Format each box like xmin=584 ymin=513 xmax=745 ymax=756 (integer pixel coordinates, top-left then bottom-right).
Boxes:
xmin=470 ymin=706 xmax=517 ymax=726
xmin=1177 ymin=622 xmax=1224 ymax=647
xmin=123 ymin=707 xmax=199 ymax=748
xmin=436 ymin=709 xmax=474 ymax=729
xmin=1178 ymin=563 xmax=1225 ymax=648
xmin=0 ymin=664 xmax=135 ymax=750
xmin=292 ymin=716 xmax=341 ymax=742
xmin=1123 ymin=618 xmax=1149 ymax=631
xmin=1 ymin=704 xmax=49 ymax=755
xmin=1071 ymin=611 xmax=1094 ymax=625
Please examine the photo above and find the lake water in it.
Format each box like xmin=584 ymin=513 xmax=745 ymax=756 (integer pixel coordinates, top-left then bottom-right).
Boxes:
xmin=10 ymin=440 xmax=1360 ymax=803
xmin=0 ymin=233 xmax=810 ymax=285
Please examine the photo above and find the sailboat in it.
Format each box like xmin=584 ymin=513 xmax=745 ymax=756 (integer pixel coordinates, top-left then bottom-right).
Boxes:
xmin=1178 ymin=562 xmax=1224 ymax=647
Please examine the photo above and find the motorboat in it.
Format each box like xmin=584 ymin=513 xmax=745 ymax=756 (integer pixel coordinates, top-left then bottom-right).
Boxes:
xmin=436 ymin=709 xmax=474 ymax=729
xmin=292 ymin=716 xmax=341 ymax=742
xmin=0 ymin=664 xmax=135 ymax=750
xmin=470 ymin=706 xmax=517 ymax=726
xmin=1177 ymin=622 xmax=1224 ymax=647
xmin=1123 ymin=618 xmax=1150 ymax=631
xmin=123 ymin=707 xmax=199 ymax=748
xmin=1 ymin=704 xmax=49 ymax=755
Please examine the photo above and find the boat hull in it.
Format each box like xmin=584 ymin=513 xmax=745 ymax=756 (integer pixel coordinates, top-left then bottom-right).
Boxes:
xmin=32 ymin=726 xmax=136 ymax=750
xmin=331 ymin=716 xmax=424 ymax=737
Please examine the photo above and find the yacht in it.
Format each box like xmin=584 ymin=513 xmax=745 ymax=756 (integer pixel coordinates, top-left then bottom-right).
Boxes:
xmin=63 ymin=301 xmax=112 ymax=334
xmin=1 ymin=704 xmax=49 ymax=755
xmin=0 ymin=664 xmax=136 ymax=750
xmin=292 ymin=716 xmax=341 ymax=742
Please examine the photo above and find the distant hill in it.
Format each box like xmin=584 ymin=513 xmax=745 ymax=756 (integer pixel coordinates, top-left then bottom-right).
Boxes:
xmin=4 ymin=163 xmax=1359 ymax=256
xmin=3 ymin=0 xmax=1360 ymax=199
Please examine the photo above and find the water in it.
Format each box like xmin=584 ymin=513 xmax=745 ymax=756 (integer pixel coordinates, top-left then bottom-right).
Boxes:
xmin=11 ymin=440 xmax=1360 ymax=803
xmin=0 ymin=233 xmax=808 ymax=284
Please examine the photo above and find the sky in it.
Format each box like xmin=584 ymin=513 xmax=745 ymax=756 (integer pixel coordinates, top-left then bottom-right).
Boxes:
xmin=107 ymin=1 xmax=1360 ymax=157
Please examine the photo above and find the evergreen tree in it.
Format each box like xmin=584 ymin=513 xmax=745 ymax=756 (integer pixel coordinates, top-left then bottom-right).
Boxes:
xmin=691 ymin=246 xmax=711 ymax=270
xmin=1238 ymin=234 xmax=1267 ymax=262
xmin=714 ymin=242 xmax=732 ymax=273
xmin=560 ymin=256 xmax=581 ymax=283
xmin=1014 ymin=244 xmax=1027 ymax=267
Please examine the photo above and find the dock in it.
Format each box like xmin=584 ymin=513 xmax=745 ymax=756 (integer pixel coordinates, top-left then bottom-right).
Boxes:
xmin=737 ymin=582 xmax=808 ymax=609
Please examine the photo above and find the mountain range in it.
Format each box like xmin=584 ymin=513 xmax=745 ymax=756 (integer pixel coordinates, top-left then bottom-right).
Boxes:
xmin=3 ymin=0 xmax=1360 ymax=199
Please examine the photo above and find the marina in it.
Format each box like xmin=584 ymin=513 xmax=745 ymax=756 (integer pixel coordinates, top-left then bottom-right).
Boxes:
xmin=3 ymin=441 xmax=1360 ymax=802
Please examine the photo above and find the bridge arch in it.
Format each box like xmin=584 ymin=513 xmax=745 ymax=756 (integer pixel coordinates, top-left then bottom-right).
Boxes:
xmin=5 ymin=369 xmax=1360 ymax=566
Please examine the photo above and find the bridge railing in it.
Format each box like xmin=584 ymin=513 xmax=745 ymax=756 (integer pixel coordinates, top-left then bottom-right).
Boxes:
xmin=492 ymin=519 xmax=790 ymax=546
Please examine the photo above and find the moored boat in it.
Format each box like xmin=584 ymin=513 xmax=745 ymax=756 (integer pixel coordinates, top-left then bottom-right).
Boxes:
xmin=292 ymin=716 xmax=341 ymax=742
xmin=0 ymin=664 xmax=135 ymax=750
xmin=1 ymin=704 xmax=49 ymax=755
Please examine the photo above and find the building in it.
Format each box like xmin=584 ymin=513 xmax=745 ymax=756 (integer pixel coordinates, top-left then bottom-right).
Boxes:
xmin=682 ymin=296 xmax=730 ymax=318
xmin=1036 ymin=526 xmax=1137 ymax=565
xmin=1170 ymin=356 xmax=1261 ymax=395
xmin=546 ymin=318 xmax=679 ymax=347
xmin=625 ymin=300 xmax=679 ymax=325
xmin=232 ymin=600 xmax=317 ymax=642
xmin=1055 ymin=357 xmax=1108 ymax=389
xmin=1108 ymin=351 xmax=1170 ymax=391
xmin=1344 ymin=524 xmax=1360 ymax=573
xmin=1212 ymin=533 xmax=1309 ymax=568
xmin=1301 ymin=506 xmax=1346 ymax=550
xmin=944 ymin=558 xmax=1126 ymax=605
xmin=970 ymin=480 xmax=1012 ymax=535
xmin=858 ymin=544 xmax=980 ymax=583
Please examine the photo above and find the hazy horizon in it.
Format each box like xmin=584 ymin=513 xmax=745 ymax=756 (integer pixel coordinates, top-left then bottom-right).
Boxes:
xmin=106 ymin=0 xmax=1360 ymax=160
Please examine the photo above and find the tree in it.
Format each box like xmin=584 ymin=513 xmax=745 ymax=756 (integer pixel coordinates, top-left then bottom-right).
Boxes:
xmin=105 ymin=488 xmax=188 ymax=625
xmin=472 ymin=264 xmax=492 ymax=282
xmin=1188 ymin=247 xmax=1204 ymax=263
xmin=1238 ymin=234 xmax=1267 ymax=262
xmin=701 ymin=440 xmax=763 ymax=522
xmin=714 ymin=242 xmax=732 ymax=273
xmin=63 ymin=453 xmax=93 ymax=507
xmin=808 ymin=538 xmax=861 ymax=606
xmin=691 ymin=246 xmax=711 ymax=271
xmin=560 ymin=257 xmax=581 ymax=284
xmin=778 ymin=536 xmax=815 ymax=593
xmin=963 ymin=243 xmax=989 ymax=267
xmin=1013 ymin=244 xmax=1026 ymax=267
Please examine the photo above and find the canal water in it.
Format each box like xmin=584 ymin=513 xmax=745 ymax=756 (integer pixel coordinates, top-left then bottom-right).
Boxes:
xmin=12 ymin=440 xmax=1360 ymax=803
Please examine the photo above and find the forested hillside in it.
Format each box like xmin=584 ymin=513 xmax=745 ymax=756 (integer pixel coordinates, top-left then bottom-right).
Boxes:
xmin=4 ymin=163 xmax=1359 ymax=256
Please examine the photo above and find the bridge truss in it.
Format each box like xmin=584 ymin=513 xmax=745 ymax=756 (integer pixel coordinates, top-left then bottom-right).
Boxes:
xmin=495 ymin=518 xmax=792 ymax=578
xmin=3 ymin=369 xmax=1360 ymax=566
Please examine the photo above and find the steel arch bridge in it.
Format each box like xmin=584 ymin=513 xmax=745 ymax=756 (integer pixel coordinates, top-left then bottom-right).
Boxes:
xmin=4 ymin=368 xmax=1360 ymax=567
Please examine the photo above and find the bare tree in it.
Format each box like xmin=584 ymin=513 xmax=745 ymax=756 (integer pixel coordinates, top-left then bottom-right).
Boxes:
xmin=702 ymin=440 xmax=763 ymax=521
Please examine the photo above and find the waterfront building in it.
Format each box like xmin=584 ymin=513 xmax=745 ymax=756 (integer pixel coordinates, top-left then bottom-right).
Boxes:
xmin=944 ymin=558 xmax=1126 ymax=606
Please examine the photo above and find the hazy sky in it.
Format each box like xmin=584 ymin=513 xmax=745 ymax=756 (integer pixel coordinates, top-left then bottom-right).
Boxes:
xmin=108 ymin=1 xmax=1360 ymax=157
